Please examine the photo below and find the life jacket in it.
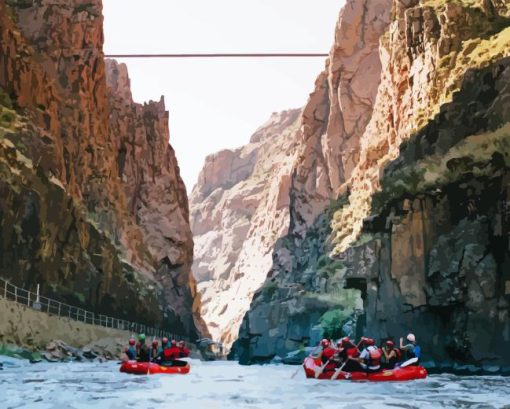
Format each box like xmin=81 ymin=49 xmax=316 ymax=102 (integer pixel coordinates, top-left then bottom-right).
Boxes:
xmin=126 ymin=346 xmax=136 ymax=360
xmin=162 ymin=346 xmax=181 ymax=361
xmin=403 ymin=344 xmax=418 ymax=360
xmin=136 ymin=343 xmax=149 ymax=362
xmin=179 ymin=347 xmax=190 ymax=358
xmin=322 ymin=347 xmax=336 ymax=361
xmin=367 ymin=346 xmax=382 ymax=368
xmin=321 ymin=347 xmax=337 ymax=371
xmin=346 ymin=346 xmax=360 ymax=358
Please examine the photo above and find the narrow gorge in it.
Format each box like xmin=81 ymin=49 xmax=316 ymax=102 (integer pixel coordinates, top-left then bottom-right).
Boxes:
xmin=0 ymin=0 xmax=206 ymax=348
xmin=192 ymin=0 xmax=510 ymax=373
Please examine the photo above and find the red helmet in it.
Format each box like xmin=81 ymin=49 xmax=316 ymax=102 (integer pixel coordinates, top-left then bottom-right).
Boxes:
xmin=364 ymin=338 xmax=375 ymax=346
xmin=128 ymin=339 xmax=136 ymax=346
xmin=152 ymin=340 xmax=159 ymax=347
xmin=162 ymin=337 xmax=169 ymax=345
xmin=386 ymin=340 xmax=394 ymax=347
xmin=321 ymin=339 xmax=330 ymax=347
xmin=171 ymin=339 xmax=177 ymax=346
xmin=342 ymin=336 xmax=350 ymax=345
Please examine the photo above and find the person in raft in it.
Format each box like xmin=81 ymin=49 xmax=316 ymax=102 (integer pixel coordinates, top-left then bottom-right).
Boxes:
xmin=317 ymin=339 xmax=337 ymax=373
xmin=381 ymin=340 xmax=400 ymax=369
xmin=125 ymin=338 xmax=137 ymax=361
xmin=136 ymin=333 xmax=150 ymax=362
xmin=400 ymin=333 xmax=421 ymax=365
xmin=178 ymin=341 xmax=190 ymax=358
xmin=355 ymin=337 xmax=382 ymax=373
xmin=149 ymin=340 xmax=159 ymax=362
xmin=156 ymin=339 xmax=188 ymax=367
xmin=335 ymin=337 xmax=362 ymax=372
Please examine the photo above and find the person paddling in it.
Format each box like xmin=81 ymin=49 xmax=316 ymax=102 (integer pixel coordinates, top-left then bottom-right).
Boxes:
xmin=125 ymin=338 xmax=137 ymax=361
xmin=381 ymin=340 xmax=400 ymax=369
xmin=149 ymin=340 xmax=159 ymax=362
xmin=178 ymin=341 xmax=190 ymax=358
xmin=319 ymin=339 xmax=337 ymax=372
xmin=336 ymin=337 xmax=362 ymax=372
xmin=400 ymin=333 xmax=421 ymax=365
xmin=136 ymin=334 xmax=150 ymax=362
xmin=355 ymin=337 xmax=382 ymax=373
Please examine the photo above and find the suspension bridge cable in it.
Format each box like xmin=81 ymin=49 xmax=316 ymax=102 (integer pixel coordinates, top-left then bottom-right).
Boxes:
xmin=105 ymin=53 xmax=329 ymax=58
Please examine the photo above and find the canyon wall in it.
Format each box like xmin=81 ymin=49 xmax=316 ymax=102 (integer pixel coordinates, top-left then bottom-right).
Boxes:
xmin=0 ymin=0 xmax=205 ymax=339
xmin=190 ymin=109 xmax=301 ymax=347
xmin=235 ymin=0 xmax=510 ymax=372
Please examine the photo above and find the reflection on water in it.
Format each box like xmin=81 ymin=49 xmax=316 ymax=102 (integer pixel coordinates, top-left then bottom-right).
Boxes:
xmin=1 ymin=359 xmax=510 ymax=409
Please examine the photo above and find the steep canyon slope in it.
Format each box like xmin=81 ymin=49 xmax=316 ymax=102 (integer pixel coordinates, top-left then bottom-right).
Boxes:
xmin=234 ymin=0 xmax=510 ymax=372
xmin=190 ymin=110 xmax=301 ymax=347
xmin=0 ymin=0 xmax=205 ymax=339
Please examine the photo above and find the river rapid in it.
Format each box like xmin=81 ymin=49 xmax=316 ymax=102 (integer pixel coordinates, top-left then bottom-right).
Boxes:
xmin=2 ymin=359 xmax=510 ymax=409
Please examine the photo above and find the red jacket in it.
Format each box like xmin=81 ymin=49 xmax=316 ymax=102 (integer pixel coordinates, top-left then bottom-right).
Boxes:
xmin=179 ymin=347 xmax=190 ymax=358
xmin=321 ymin=347 xmax=337 ymax=371
xmin=162 ymin=346 xmax=181 ymax=361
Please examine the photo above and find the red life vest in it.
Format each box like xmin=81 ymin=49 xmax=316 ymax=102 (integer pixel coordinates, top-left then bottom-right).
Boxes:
xmin=179 ymin=347 xmax=190 ymax=358
xmin=323 ymin=347 xmax=336 ymax=360
xmin=322 ymin=347 xmax=337 ymax=371
xmin=163 ymin=346 xmax=181 ymax=361
xmin=367 ymin=346 xmax=382 ymax=366
xmin=346 ymin=346 xmax=359 ymax=358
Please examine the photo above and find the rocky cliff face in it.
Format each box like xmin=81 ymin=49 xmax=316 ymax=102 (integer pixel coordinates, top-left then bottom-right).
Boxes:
xmin=190 ymin=109 xmax=301 ymax=347
xmin=235 ymin=0 xmax=510 ymax=372
xmin=0 ymin=0 xmax=204 ymax=339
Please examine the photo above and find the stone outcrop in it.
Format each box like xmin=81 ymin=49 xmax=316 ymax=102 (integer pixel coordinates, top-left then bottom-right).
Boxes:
xmin=190 ymin=109 xmax=301 ymax=348
xmin=0 ymin=0 xmax=205 ymax=339
xmin=233 ymin=0 xmax=392 ymax=362
xmin=235 ymin=0 xmax=510 ymax=372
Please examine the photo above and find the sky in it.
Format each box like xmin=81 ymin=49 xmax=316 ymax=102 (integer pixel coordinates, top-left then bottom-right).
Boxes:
xmin=103 ymin=0 xmax=345 ymax=191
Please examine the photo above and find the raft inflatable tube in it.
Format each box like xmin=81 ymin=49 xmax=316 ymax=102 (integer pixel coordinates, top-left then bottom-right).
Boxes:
xmin=120 ymin=360 xmax=190 ymax=375
xmin=303 ymin=357 xmax=427 ymax=381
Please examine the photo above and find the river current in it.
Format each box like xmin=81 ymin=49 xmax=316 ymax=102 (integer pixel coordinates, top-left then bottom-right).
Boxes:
xmin=2 ymin=358 xmax=510 ymax=409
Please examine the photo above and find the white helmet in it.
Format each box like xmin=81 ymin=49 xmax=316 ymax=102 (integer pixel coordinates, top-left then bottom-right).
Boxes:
xmin=407 ymin=333 xmax=416 ymax=343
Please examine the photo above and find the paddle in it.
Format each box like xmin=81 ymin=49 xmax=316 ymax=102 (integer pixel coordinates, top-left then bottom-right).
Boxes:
xmin=331 ymin=358 xmax=350 ymax=380
xmin=327 ymin=338 xmax=365 ymax=380
xmin=290 ymin=344 xmax=321 ymax=379
xmin=399 ymin=357 xmax=418 ymax=368
xmin=146 ymin=337 xmax=156 ymax=376
xmin=314 ymin=339 xmax=342 ymax=379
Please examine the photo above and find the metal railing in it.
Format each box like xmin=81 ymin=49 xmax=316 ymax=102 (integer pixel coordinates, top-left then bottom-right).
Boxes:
xmin=0 ymin=277 xmax=187 ymax=341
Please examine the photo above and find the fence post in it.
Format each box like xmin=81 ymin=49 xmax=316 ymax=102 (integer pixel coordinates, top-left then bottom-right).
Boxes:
xmin=14 ymin=286 xmax=17 ymax=303
xmin=27 ymin=291 xmax=30 ymax=306
xmin=57 ymin=303 xmax=61 ymax=317
xmin=47 ymin=299 xmax=50 ymax=313
xmin=3 ymin=280 xmax=6 ymax=299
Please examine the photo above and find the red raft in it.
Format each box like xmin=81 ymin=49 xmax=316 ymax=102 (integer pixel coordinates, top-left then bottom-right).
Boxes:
xmin=120 ymin=360 xmax=190 ymax=375
xmin=303 ymin=357 xmax=427 ymax=382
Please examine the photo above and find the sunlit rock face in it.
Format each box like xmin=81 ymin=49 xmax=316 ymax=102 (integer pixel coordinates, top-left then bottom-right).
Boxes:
xmin=190 ymin=109 xmax=301 ymax=347
xmin=232 ymin=0 xmax=392 ymax=363
xmin=0 ymin=0 xmax=205 ymax=339
xmin=235 ymin=0 xmax=510 ymax=371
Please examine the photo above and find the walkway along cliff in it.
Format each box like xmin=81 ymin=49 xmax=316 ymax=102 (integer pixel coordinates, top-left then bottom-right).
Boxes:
xmin=229 ymin=0 xmax=510 ymax=373
xmin=0 ymin=0 xmax=207 ymax=343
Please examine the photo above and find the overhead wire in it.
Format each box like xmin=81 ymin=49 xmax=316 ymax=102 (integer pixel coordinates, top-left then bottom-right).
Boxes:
xmin=104 ymin=53 xmax=328 ymax=59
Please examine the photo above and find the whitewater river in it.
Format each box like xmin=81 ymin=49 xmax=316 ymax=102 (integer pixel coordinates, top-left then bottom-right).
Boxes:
xmin=2 ymin=359 xmax=510 ymax=409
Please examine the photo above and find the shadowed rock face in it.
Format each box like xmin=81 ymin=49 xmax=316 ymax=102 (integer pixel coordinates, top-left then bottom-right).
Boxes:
xmin=0 ymin=0 xmax=205 ymax=339
xmin=235 ymin=0 xmax=510 ymax=371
